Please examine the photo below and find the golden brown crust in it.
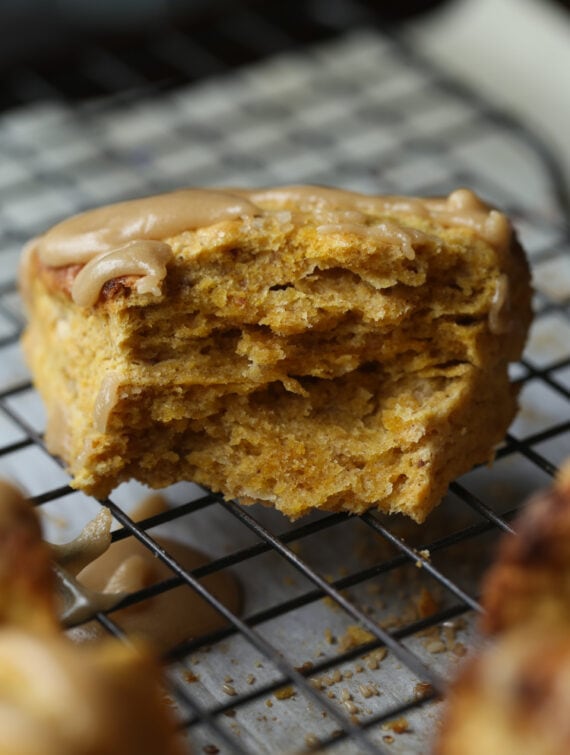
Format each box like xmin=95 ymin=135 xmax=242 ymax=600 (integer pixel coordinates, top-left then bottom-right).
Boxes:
xmin=21 ymin=187 xmax=532 ymax=521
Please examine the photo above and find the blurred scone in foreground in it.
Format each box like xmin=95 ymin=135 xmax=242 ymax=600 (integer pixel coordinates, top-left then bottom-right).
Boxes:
xmin=0 ymin=481 xmax=186 ymax=755
xmin=21 ymin=185 xmax=532 ymax=521
xmin=436 ymin=463 xmax=570 ymax=755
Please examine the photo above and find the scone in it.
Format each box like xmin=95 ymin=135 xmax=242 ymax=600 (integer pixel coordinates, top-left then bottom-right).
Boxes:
xmin=0 ymin=628 xmax=187 ymax=755
xmin=435 ymin=627 xmax=570 ymax=755
xmin=436 ymin=463 xmax=570 ymax=755
xmin=0 ymin=481 xmax=186 ymax=755
xmin=480 ymin=462 xmax=570 ymax=634
xmin=21 ymin=186 xmax=532 ymax=521
xmin=0 ymin=480 xmax=58 ymax=631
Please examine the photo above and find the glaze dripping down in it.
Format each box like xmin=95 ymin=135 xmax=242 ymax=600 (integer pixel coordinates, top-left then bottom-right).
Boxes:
xmin=30 ymin=185 xmax=512 ymax=308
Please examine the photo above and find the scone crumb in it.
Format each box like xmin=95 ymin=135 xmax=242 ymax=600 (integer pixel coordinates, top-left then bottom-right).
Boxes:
xmin=415 ymin=548 xmax=431 ymax=567
xmin=304 ymin=733 xmax=320 ymax=748
xmin=414 ymin=681 xmax=434 ymax=699
xmin=425 ymin=640 xmax=446 ymax=654
xmin=274 ymin=685 xmax=296 ymax=700
xmin=337 ymin=625 xmax=376 ymax=652
xmin=343 ymin=700 xmax=360 ymax=715
xmin=364 ymin=647 xmax=388 ymax=670
xmin=324 ymin=628 xmax=337 ymax=645
xmin=382 ymin=717 xmax=410 ymax=734
xmin=294 ymin=661 xmax=314 ymax=674
xmin=415 ymin=587 xmax=440 ymax=619
xmin=359 ymin=682 xmax=380 ymax=698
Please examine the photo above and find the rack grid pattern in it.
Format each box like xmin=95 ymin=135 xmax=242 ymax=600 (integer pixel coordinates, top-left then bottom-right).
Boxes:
xmin=0 ymin=4 xmax=569 ymax=753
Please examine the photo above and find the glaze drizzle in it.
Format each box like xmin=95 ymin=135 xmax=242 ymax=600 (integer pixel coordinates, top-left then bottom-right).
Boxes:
xmin=30 ymin=185 xmax=511 ymax=308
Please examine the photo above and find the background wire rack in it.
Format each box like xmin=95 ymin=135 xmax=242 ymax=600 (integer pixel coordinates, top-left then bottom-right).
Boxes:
xmin=0 ymin=2 xmax=569 ymax=753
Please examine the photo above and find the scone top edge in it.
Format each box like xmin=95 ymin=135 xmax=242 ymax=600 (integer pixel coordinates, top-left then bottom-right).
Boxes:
xmin=22 ymin=185 xmax=514 ymax=310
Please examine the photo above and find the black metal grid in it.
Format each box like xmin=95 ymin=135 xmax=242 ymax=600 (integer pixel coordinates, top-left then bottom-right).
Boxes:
xmin=0 ymin=2 xmax=569 ymax=753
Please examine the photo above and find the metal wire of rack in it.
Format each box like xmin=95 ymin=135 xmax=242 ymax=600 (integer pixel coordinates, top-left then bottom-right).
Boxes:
xmin=0 ymin=2 xmax=569 ymax=753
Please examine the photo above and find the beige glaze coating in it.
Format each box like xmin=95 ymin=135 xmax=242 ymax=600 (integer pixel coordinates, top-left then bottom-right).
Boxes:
xmin=71 ymin=240 xmax=173 ymax=307
xmin=315 ymin=219 xmax=436 ymax=260
xmin=239 ymin=185 xmax=511 ymax=250
xmin=35 ymin=188 xmax=260 ymax=266
xmin=30 ymin=186 xmax=512 ymax=308
xmin=75 ymin=535 xmax=241 ymax=653
xmin=488 ymin=274 xmax=511 ymax=335
xmin=51 ymin=508 xmax=112 ymax=576
xmin=93 ymin=374 xmax=122 ymax=433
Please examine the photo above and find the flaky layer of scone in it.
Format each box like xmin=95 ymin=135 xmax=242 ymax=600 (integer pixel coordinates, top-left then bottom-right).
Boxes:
xmin=21 ymin=186 xmax=532 ymax=521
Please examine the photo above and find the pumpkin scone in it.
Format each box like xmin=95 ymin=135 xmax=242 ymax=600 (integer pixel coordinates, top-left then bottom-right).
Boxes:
xmin=480 ymin=462 xmax=570 ymax=635
xmin=436 ymin=463 xmax=570 ymax=755
xmin=21 ymin=186 xmax=532 ymax=521
xmin=435 ymin=627 xmax=570 ymax=755
xmin=0 ymin=481 xmax=186 ymax=755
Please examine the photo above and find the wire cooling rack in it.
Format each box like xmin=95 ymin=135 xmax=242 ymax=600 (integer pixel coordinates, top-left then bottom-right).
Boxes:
xmin=0 ymin=3 xmax=569 ymax=753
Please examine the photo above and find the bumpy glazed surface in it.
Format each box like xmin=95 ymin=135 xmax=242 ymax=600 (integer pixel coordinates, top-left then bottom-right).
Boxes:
xmin=436 ymin=463 xmax=570 ymax=755
xmin=0 ymin=482 xmax=185 ymax=755
xmin=21 ymin=186 xmax=532 ymax=521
